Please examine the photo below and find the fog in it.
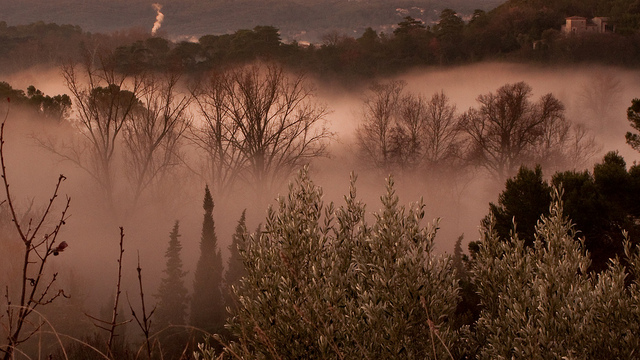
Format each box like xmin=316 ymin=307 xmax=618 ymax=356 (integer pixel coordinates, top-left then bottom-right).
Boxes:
xmin=2 ymin=62 xmax=639 ymax=313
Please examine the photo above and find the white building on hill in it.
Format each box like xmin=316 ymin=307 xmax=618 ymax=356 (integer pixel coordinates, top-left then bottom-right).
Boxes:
xmin=562 ymin=16 xmax=614 ymax=34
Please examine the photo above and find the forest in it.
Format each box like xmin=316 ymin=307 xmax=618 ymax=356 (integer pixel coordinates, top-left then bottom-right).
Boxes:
xmin=2 ymin=0 xmax=640 ymax=358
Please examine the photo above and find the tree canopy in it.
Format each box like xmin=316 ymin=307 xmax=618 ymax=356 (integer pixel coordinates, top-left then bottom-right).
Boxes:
xmin=481 ymin=151 xmax=640 ymax=272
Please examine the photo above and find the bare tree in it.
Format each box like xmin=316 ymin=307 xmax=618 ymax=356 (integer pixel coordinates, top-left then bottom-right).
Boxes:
xmin=357 ymin=83 xmax=462 ymax=176
xmin=391 ymin=93 xmax=427 ymax=170
xmin=578 ymin=71 xmax=624 ymax=133
xmin=423 ymin=90 xmax=461 ymax=169
xmin=122 ymin=72 xmax=191 ymax=208
xmin=86 ymin=227 xmax=131 ymax=358
xmin=53 ymin=50 xmax=144 ymax=205
xmin=41 ymin=50 xmax=192 ymax=214
xmin=356 ymin=80 xmax=405 ymax=172
xmin=531 ymin=93 xmax=570 ymax=172
xmin=563 ymin=123 xmax=600 ymax=170
xmin=459 ymin=82 xmax=570 ymax=181
xmin=192 ymin=63 xmax=331 ymax=199
xmin=0 ymin=106 xmax=70 ymax=360
xmin=191 ymin=70 xmax=246 ymax=198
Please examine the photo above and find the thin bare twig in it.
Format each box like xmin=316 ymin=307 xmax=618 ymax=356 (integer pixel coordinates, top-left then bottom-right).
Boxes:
xmin=86 ymin=227 xmax=131 ymax=358
xmin=0 ymin=100 xmax=71 ymax=360
xmin=127 ymin=251 xmax=156 ymax=359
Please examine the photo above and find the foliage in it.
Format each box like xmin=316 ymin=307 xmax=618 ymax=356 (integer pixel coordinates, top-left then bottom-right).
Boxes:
xmin=484 ymin=165 xmax=552 ymax=247
xmin=482 ymin=152 xmax=640 ymax=272
xmin=625 ymin=98 xmax=640 ymax=152
xmin=0 ymin=82 xmax=71 ymax=122
xmin=465 ymin=188 xmax=640 ymax=358
xmin=151 ymin=221 xmax=190 ymax=360
xmin=190 ymin=186 xmax=225 ymax=335
xmin=26 ymin=86 xmax=72 ymax=122
xmin=433 ymin=9 xmax=466 ymax=63
xmin=6 ymin=0 xmax=640 ymax=78
xmin=214 ymin=168 xmax=459 ymax=359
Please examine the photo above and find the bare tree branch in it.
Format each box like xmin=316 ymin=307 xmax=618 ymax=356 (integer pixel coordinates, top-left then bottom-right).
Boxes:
xmin=0 ymin=101 xmax=71 ymax=360
xmin=191 ymin=63 xmax=331 ymax=201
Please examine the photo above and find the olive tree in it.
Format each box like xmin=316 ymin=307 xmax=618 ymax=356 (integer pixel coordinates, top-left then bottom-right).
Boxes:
xmin=199 ymin=169 xmax=459 ymax=359
xmin=465 ymin=188 xmax=640 ymax=358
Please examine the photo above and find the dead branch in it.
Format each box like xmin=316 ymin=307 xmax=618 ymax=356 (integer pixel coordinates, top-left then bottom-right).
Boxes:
xmin=0 ymin=100 xmax=71 ymax=360
xmin=85 ymin=227 xmax=131 ymax=358
xmin=127 ymin=251 xmax=156 ymax=359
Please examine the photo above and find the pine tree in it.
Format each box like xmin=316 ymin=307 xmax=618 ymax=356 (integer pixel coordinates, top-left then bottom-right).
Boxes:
xmin=224 ymin=210 xmax=247 ymax=305
xmin=452 ymin=234 xmax=465 ymax=278
xmin=190 ymin=186 xmax=225 ymax=334
xmin=155 ymin=221 xmax=189 ymax=329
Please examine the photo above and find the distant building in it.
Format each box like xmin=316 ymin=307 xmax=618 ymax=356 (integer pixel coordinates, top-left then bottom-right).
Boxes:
xmin=562 ymin=16 xmax=614 ymax=34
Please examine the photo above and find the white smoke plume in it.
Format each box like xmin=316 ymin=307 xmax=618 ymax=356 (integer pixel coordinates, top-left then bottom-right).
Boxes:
xmin=151 ymin=3 xmax=164 ymax=36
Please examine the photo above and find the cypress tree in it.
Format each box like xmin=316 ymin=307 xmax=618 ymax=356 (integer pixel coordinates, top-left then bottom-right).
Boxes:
xmin=224 ymin=210 xmax=247 ymax=306
xmin=155 ymin=221 xmax=189 ymax=329
xmin=190 ymin=186 xmax=224 ymax=333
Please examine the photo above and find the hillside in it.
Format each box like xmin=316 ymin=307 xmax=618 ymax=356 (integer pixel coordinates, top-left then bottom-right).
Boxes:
xmin=0 ymin=0 xmax=502 ymax=41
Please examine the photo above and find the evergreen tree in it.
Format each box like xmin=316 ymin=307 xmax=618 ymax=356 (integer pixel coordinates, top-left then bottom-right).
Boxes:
xmin=190 ymin=186 xmax=225 ymax=334
xmin=224 ymin=210 xmax=247 ymax=305
xmin=155 ymin=221 xmax=189 ymax=329
xmin=625 ymin=98 xmax=640 ymax=151
xmin=484 ymin=165 xmax=552 ymax=247
xmin=452 ymin=234 xmax=466 ymax=278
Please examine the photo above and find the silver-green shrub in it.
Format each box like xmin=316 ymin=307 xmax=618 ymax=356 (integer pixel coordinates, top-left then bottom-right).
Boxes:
xmin=215 ymin=169 xmax=459 ymax=359
xmin=466 ymin=188 xmax=640 ymax=359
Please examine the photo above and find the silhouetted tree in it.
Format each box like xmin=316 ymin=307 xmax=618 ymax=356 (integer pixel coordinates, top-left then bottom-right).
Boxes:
xmin=190 ymin=186 xmax=224 ymax=334
xmin=356 ymin=80 xmax=405 ymax=172
xmin=433 ymin=9 xmax=465 ymax=63
xmin=484 ymin=165 xmax=553 ymax=247
xmin=480 ymin=152 xmax=640 ymax=272
xmin=625 ymin=98 xmax=640 ymax=151
xmin=357 ymin=83 xmax=462 ymax=176
xmin=155 ymin=221 xmax=189 ymax=329
xmin=391 ymin=16 xmax=433 ymax=64
xmin=26 ymin=85 xmax=72 ymax=122
xmin=223 ymin=210 xmax=247 ymax=307
xmin=58 ymin=51 xmax=144 ymax=203
xmin=154 ymin=221 xmax=190 ymax=360
xmin=191 ymin=63 xmax=331 ymax=201
xmin=459 ymin=82 xmax=590 ymax=181
xmin=0 ymin=82 xmax=71 ymax=122
xmin=422 ymin=90 xmax=462 ymax=172
xmin=122 ymin=72 xmax=191 ymax=208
